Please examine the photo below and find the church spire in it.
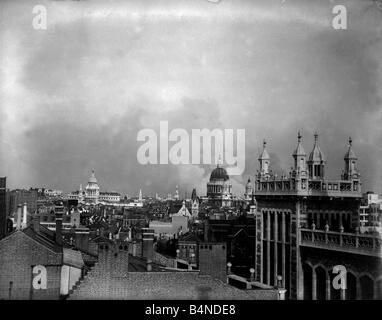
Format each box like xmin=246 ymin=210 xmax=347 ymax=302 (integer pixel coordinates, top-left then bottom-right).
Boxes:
xmin=343 ymin=137 xmax=359 ymax=180
xmin=217 ymin=154 xmax=223 ymax=168
xmin=258 ymin=139 xmax=270 ymax=178
xmin=293 ymin=131 xmax=307 ymax=174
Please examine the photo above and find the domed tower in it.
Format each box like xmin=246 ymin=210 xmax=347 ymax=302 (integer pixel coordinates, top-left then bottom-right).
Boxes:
xmin=191 ymin=188 xmax=199 ymax=218
xmin=206 ymin=161 xmax=232 ymax=207
xmin=258 ymin=139 xmax=270 ymax=179
xmin=292 ymin=132 xmax=307 ymax=176
xmin=85 ymin=170 xmax=100 ymax=204
xmin=342 ymin=137 xmax=359 ymax=180
xmin=174 ymin=185 xmax=179 ymax=201
xmin=307 ymin=132 xmax=325 ymax=179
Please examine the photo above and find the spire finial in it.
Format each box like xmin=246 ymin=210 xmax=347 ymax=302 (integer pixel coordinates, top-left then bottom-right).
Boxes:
xmin=217 ymin=154 xmax=222 ymax=167
xmin=263 ymin=139 xmax=267 ymax=149
xmin=349 ymin=137 xmax=352 ymax=146
xmin=298 ymin=131 xmax=302 ymax=142
xmin=314 ymin=132 xmax=318 ymax=143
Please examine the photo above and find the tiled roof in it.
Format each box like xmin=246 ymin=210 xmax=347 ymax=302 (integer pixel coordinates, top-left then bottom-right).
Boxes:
xmin=22 ymin=225 xmax=63 ymax=253
xmin=70 ymin=270 xmax=273 ymax=300
xmin=178 ymin=232 xmax=201 ymax=243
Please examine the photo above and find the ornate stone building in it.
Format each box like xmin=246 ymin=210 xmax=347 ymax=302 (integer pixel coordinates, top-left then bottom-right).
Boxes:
xmin=206 ymin=162 xmax=233 ymax=207
xmin=68 ymin=170 xmax=120 ymax=204
xmin=254 ymin=133 xmax=381 ymax=300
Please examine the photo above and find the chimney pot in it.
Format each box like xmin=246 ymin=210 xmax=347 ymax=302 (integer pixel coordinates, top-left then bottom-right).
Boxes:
xmin=33 ymin=215 xmax=40 ymax=233
xmin=55 ymin=209 xmax=63 ymax=246
xmin=16 ymin=205 xmax=22 ymax=230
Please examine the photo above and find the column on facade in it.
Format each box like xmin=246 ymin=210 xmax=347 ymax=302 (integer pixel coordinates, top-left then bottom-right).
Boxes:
xmin=274 ymin=211 xmax=278 ymax=285
xmin=356 ymin=277 xmax=362 ymax=300
xmin=282 ymin=211 xmax=286 ymax=288
xmin=339 ymin=213 xmax=343 ymax=231
xmin=373 ymin=281 xmax=378 ymax=300
xmin=317 ymin=212 xmax=320 ymax=229
xmin=266 ymin=210 xmax=271 ymax=285
xmin=326 ymin=271 xmax=331 ymax=300
xmin=312 ymin=268 xmax=317 ymax=300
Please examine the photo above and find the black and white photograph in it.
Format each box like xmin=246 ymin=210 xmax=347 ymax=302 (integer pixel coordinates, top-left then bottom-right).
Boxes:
xmin=0 ymin=0 xmax=381 ymax=311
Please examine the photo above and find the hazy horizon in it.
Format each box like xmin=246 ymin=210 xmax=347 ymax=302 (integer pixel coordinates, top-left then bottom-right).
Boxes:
xmin=1 ymin=0 xmax=381 ymax=196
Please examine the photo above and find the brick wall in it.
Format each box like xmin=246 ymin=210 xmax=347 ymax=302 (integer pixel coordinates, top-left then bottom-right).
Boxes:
xmin=152 ymin=251 xmax=176 ymax=268
xmin=198 ymin=243 xmax=227 ymax=282
xmin=0 ymin=231 xmax=62 ymax=300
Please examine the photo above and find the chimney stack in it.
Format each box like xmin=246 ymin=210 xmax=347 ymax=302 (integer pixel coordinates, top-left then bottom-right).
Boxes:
xmin=33 ymin=214 xmax=40 ymax=233
xmin=55 ymin=209 xmax=63 ymax=246
xmin=22 ymin=203 xmax=27 ymax=229
xmin=142 ymin=228 xmax=154 ymax=271
xmin=16 ymin=204 xmax=22 ymax=230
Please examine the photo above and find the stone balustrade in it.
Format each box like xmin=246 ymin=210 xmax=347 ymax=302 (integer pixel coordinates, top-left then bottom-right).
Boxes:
xmin=300 ymin=228 xmax=382 ymax=257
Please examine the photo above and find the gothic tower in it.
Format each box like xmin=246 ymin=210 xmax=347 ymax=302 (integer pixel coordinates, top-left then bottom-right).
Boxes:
xmin=342 ymin=137 xmax=359 ymax=181
xmin=307 ymin=133 xmax=325 ymax=179
xmin=293 ymin=132 xmax=307 ymax=175
xmin=258 ymin=140 xmax=270 ymax=179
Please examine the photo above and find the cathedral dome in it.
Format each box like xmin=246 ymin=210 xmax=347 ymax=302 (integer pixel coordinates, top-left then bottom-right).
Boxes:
xmin=88 ymin=170 xmax=98 ymax=184
xmin=210 ymin=166 xmax=229 ymax=182
xmin=86 ymin=170 xmax=100 ymax=191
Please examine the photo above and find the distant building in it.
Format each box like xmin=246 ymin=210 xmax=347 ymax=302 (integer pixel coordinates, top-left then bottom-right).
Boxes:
xmin=173 ymin=200 xmax=191 ymax=218
xmin=206 ymin=160 xmax=233 ymax=207
xmin=174 ymin=185 xmax=179 ymax=201
xmin=204 ymin=214 xmax=256 ymax=277
xmin=0 ymin=177 xmax=6 ymax=239
xmin=7 ymin=188 xmax=37 ymax=216
xmin=68 ymin=170 xmax=121 ymax=205
xmin=359 ymin=192 xmax=382 ymax=234
xmin=99 ymin=192 xmax=121 ymax=203
xmin=85 ymin=170 xmax=100 ymax=204
xmin=244 ymin=177 xmax=253 ymax=204
xmin=198 ymin=242 xmax=227 ymax=282
xmin=44 ymin=189 xmax=63 ymax=198
xmin=149 ymin=214 xmax=188 ymax=239
xmin=191 ymin=188 xmax=199 ymax=218
xmin=177 ymin=232 xmax=201 ymax=268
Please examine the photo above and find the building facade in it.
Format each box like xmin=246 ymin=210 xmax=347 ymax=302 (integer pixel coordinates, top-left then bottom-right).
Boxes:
xmin=206 ymin=162 xmax=233 ymax=207
xmin=68 ymin=170 xmax=121 ymax=204
xmin=7 ymin=189 xmax=37 ymax=217
xmin=254 ymin=133 xmax=381 ymax=299
xmin=0 ymin=177 xmax=6 ymax=239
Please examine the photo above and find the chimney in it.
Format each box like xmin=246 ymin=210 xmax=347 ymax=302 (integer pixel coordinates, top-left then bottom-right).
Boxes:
xmin=75 ymin=229 xmax=89 ymax=253
xmin=142 ymin=228 xmax=154 ymax=271
xmin=16 ymin=205 xmax=22 ymax=230
xmin=33 ymin=214 xmax=40 ymax=233
xmin=204 ymin=219 xmax=209 ymax=242
xmin=22 ymin=203 xmax=27 ymax=229
xmin=55 ymin=211 xmax=63 ymax=246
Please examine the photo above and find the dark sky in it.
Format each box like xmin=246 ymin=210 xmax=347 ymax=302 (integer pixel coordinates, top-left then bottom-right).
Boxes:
xmin=0 ymin=0 xmax=381 ymax=197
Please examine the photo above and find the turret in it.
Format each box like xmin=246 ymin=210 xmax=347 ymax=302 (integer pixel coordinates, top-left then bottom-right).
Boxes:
xmin=292 ymin=132 xmax=307 ymax=175
xmin=342 ymin=137 xmax=359 ymax=180
xmin=258 ymin=140 xmax=270 ymax=178
xmin=307 ymin=132 xmax=325 ymax=179
xmin=245 ymin=177 xmax=253 ymax=201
